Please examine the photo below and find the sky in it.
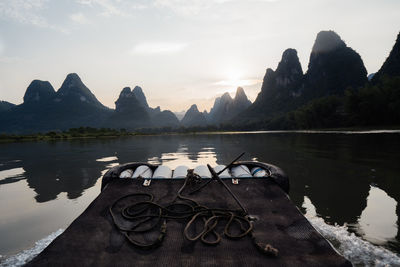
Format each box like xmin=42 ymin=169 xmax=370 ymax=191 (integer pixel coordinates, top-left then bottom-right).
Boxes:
xmin=0 ymin=0 xmax=399 ymax=112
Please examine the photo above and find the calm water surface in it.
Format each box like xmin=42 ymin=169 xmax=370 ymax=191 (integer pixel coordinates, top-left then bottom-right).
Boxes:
xmin=0 ymin=132 xmax=399 ymax=265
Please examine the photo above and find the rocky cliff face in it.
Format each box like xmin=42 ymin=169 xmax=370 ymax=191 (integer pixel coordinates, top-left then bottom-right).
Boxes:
xmin=234 ymin=31 xmax=368 ymax=125
xmin=373 ymin=31 xmax=400 ymax=82
xmin=181 ymin=104 xmax=207 ymax=127
xmin=259 ymin=48 xmax=303 ymax=103
xmin=242 ymin=48 xmax=304 ymax=121
xmin=304 ymin=31 xmax=367 ymax=97
xmin=23 ymin=80 xmax=55 ymax=103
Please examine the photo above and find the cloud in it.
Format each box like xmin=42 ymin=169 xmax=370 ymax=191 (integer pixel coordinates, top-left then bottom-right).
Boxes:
xmin=69 ymin=13 xmax=91 ymax=24
xmin=153 ymin=0 xmax=279 ymax=16
xmin=131 ymin=3 xmax=148 ymax=10
xmin=76 ymin=0 xmax=144 ymax=17
xmin=0 ymin=0 xmax=67 ymax=32
xmin=76 ymin=0 xmax=122 ymax=16
xmin=131 ymin=42 xmax=188 ymax=54
xmin=153 ymin=0 xmax=216 ymax=15
xmin=76 ymin=0 xmax=149 ymax=17
xmin=0 ymin=0 xmax=47 ymax=26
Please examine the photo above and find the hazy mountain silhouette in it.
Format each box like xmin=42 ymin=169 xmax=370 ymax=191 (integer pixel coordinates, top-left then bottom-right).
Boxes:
xmin=372 ymin=32 xmax=400 ymax=82
xmin=0 ymin=74 xmax=179 ymax=133
xmin=132 ymin=86 xmax=149 ymax=108
xmin=1 ymin=30 xmax=399 ymax=133
xmin=151 ymin=108 xmax=180 ymax=128
xmin=233 ymin=30 xmax=368 ymax=125
xmin=303 ymin=30 xmax=367 ymax=98
xmin=107 ymin=86 xmax=179 ymax=129
xmin=56 ymin=73 xmax=107 ymax=109
xmin=0 ymin=100 xmax=15 ymax=112
xmin=207 ymin=87 xmax=251 ymax=125
xmin=23 ymin=80 xmax=56 ymax=103
xmin=233 ymin=87 xmax=252 ymax=112
xmin=181 ymin=104 xmax=207 ymax=127
xmin=236 ymin=48 xmax=304 ymax=124
xmin=0 ymin=74 xmax=112 ymax=133
xmin=106 ymin=86 xmax=151 ymax=129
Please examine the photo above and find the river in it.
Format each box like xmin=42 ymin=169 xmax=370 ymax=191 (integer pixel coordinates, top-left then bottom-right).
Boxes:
xmin=0 ymin=131 xmax=399 ymax=266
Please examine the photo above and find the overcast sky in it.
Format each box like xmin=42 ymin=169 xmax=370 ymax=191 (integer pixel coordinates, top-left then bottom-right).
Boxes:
xmin=0 ymin=0 xmax=399 ymax=112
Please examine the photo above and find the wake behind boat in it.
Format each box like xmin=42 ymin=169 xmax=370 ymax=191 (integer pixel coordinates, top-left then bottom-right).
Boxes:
xmin=25 ymin=157 xmax=351 ymax=266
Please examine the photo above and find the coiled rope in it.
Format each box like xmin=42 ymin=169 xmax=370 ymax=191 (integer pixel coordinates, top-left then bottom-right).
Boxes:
xmin=109 ymin=158 xmax=278 ymax=256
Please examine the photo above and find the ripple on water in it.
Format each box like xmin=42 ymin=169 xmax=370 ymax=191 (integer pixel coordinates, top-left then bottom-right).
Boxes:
xmin=95 ymin=156 xmax=118 ymax=162
xmin=308 ymin=216 xmax=400 ymax=266
xmin=0 ymin=229 xmax=64 ymax=267
xmin=303 ymin=196 xmax=400 ymax=266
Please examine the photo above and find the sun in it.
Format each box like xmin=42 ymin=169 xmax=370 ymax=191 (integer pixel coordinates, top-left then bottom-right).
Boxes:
xmin=216 ymin=69 xmax=260 ymax=88
xmin=215 ymin=69 xmax=244 ymax=87
xmin=225 ymin=69 xmax=243 ymax=85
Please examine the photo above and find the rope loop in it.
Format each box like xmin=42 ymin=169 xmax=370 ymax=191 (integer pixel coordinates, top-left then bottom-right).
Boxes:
xmin=109 ymin=160 xmax=278 ymax=256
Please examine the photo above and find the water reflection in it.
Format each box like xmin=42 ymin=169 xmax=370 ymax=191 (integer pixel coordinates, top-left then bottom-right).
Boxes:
xmin=0 ymin=167 xmax=25 ymax=185
xmin=358 ymin=186 xmax=398 ymax=244
xmin=303 ymin=185 xmax=399 ymax=247
xmin=148 ymin=145 xmax=218 ymax=169
xmin=96 ymin=156 xmax=118 ymax=162
xmin=0 ymin=132 xmax=399 ymax=257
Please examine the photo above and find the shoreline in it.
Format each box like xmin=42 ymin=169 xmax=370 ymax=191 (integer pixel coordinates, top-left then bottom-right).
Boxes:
xmin=1 ymin=126 xmax=400 ymax=144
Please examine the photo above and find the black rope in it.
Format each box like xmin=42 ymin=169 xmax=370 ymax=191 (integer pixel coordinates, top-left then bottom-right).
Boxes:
xmin=187 ymin=152 xmax=245 ymax=196
xmin=109 ymin=155 xmax=278 ymax=256
xmin=207 ymin=163 xmax=248 ymax=214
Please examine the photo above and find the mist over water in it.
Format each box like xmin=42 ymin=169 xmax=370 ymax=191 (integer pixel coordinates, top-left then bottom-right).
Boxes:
xmin=0 ymin=131 xmax=399 ymax=265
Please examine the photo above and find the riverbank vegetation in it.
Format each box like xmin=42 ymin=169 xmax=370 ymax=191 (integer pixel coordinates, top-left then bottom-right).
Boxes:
xmin=0 ymin=127 xmax=134 ymax=142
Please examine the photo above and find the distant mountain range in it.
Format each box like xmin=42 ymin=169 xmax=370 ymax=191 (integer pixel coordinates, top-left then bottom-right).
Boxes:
xmin=1 ymin=30 xmax=399 ymax=133
xmin=0 ymin=72 xmax=251 ymax=133
xmin=0 ymin=74 xmax=111 ymax=133
xmin=0 ymin=74 xmax=183 ymax=133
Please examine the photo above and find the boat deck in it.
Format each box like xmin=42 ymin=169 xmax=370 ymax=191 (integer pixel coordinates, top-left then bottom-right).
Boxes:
xmin=26 ymin=176 xmax=350 ymax=266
